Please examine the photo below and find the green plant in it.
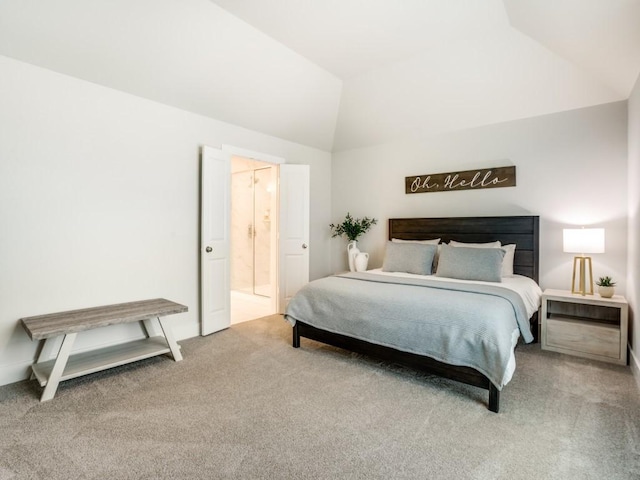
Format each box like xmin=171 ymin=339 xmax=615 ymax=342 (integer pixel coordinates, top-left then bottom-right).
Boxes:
xmin=329 ymin=212 xmax=378 ymax=242
xmin=596 ymin=276 xmax=616 ymax=287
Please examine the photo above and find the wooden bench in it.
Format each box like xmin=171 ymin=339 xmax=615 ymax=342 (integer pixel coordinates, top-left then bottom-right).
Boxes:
xmin=20 ymin=298 xmax=188 ymax=401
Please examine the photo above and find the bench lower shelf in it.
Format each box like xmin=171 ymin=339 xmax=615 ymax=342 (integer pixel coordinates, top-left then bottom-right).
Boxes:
xmin=32 ymin=336 xmax=174 ymax=387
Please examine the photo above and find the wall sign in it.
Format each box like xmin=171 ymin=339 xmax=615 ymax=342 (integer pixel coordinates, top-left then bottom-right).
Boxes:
xmin=405 ymin=166 xmax=516 ymax=194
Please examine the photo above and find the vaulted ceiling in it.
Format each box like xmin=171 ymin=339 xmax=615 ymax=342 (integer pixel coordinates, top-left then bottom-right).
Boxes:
xmin=0 ymin=0 xmax=638 ymax=152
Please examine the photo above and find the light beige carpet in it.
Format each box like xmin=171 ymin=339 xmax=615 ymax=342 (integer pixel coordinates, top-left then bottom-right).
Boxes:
xmin=1 ymin=314 xmax=639 ymax=479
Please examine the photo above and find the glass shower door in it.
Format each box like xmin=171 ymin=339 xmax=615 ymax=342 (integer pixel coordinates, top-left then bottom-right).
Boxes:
xmin=230 ymin=167 xmax=272 ymax=297
xmin=252 ymin=167 xmax=272 ymax=297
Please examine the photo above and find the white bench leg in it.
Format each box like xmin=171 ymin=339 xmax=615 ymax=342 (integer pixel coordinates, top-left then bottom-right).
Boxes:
xmin=37 ymin=336 xmax=61 ymax=363
xmin=141 ymin=318 xmax=152 ymax=338
xmin=32 ymin=336 xmax=64 ymax=382
xmin=157 ymin=317 xmax=183 ymax=362
xmin=40 ymin=333 xmax=77 ymax=402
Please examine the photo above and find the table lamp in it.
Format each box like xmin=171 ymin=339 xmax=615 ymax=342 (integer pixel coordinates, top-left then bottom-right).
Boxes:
xmin=563 ymin=228 xmax=605 ymax=295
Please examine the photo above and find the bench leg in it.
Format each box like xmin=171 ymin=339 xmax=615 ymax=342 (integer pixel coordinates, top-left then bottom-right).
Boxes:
xmin=157 ymin=317 xmax=183 ymax=362
xmin=141 ymin=318 xmax=162 ymax=338
xmin=37 ymin=336 xmax=61 ymax=364
xmin=41 ymin=333 xmax=77 ymax=402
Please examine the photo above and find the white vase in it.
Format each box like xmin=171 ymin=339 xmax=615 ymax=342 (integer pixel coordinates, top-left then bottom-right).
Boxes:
xmin=347 ymin=241 xmax=360 ymax=272
xmin=598 ymin=286 xmax=615 ymax=298
xmin=355 ymin=252 xmax=369 ymax=272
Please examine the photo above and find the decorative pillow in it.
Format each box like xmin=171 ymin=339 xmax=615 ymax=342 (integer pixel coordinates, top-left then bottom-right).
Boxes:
xmin=392 ymin=238 xmax=441 ymax=273
xmin=435 ymin=245 xmax=505 ymax=282
xmin=501 ymin=244 xmax=516 ymax=277
xmin=448 ymin=240 xmax=501 ymax=248
xmin=392 ymin=237 xmax=441 ymax=245
xmin=448 ymin=240 xmax=515 ymax=277
xmin=382 ymin=241 xmax=437 ymax=275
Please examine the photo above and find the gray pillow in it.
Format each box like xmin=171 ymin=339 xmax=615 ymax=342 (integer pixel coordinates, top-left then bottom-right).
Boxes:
xmin=382 ymin=241 xmax=437 ymax=275
xmin=435 ymin=245 xmax=505 ymax=282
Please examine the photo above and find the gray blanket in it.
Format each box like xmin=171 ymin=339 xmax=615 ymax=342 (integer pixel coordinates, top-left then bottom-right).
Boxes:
xmin=284 ymin=272 xmax=534 ymax=389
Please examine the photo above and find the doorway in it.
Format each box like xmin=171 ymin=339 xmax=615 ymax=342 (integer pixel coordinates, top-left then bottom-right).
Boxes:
xmin=200 ymin=145 xmax=310 ymax=336
xmin=230 ymin=156 xmax=277 ymax=324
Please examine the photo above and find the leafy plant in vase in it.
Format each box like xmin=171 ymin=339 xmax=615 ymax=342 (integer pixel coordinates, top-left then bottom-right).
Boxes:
xmin=596 ymin=276 xmax=616 ymax=298
xmin=330 ymin=213 xmax=377 ymax=272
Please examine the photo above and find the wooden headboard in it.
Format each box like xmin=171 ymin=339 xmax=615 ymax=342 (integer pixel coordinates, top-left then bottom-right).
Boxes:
xmin=388 ymin=216 xmax=540 ymax=283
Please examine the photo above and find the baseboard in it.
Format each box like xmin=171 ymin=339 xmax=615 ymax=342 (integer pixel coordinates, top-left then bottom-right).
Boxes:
xmin=0 ymin=359 xmax=35 ymax=387
xmin=174 ymin=322 xmax=200 ymax=341
xmin=631 ymin=348 xmax=640 ymax=392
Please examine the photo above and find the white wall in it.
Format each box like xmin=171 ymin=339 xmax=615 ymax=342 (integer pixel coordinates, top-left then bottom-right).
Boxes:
xmin=331 ymin=102 xmax=628 ymax=296
xmin=628 ymin=74 xmax=640 ymax=378
xmin=0 ymin=55 xmax=332 ymax=386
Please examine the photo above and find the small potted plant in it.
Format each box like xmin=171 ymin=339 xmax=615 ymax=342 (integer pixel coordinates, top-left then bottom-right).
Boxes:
xmin=330 ymin=213 xmax=377 ymax=271
xmin=596 ymin=276 xmax=616 ymax=298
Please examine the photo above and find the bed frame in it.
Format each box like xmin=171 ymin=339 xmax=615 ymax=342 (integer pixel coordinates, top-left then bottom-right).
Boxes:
xmin=292 ymin=215 xmax=540 ymax=413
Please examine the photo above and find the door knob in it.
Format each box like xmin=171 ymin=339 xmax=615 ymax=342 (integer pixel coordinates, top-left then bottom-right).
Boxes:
xmin=302 ymin=243 xmax=308 ymax=249
xmin=206 ymin=246 xmax=213 ymax=253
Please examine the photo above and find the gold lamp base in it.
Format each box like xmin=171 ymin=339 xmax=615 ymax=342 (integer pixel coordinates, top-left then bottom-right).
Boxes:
xmin=571 ymin=255 xmax=593 ymax=296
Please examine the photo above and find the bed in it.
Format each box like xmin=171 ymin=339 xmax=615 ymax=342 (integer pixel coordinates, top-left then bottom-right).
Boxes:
xmin=284 ymin=216 xmax=541 ymax=412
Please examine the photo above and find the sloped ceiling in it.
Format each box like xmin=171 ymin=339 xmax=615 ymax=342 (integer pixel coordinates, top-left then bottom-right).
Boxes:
xmin=0 ymin=0 xmax=342 ymax=151
xmin=0 ymin=0 xmax=638 ymax=152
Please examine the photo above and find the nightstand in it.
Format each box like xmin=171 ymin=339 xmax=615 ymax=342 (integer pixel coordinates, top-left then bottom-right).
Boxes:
xmin=541 ymin=289 xmax=628 ymax=365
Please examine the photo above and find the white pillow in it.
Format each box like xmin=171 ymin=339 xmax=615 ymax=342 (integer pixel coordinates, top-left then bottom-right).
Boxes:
xmin=448 ymin=240 xmax=501 ymax=248
xmin=392 ymin=237 xmax=441 ymax=245
xmin=501 ymin=244 xmax=516 ymax=277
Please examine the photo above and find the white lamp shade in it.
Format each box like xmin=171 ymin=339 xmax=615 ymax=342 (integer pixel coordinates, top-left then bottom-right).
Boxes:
xmin=563 ymin=228 xmax=605 ymax=254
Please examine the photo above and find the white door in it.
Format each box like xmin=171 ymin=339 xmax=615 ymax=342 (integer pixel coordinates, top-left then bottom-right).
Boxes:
xmin=278 ymin=164 xmax=310 ymax=312
xmin=201 ymin=146 xmax=231 ymax=335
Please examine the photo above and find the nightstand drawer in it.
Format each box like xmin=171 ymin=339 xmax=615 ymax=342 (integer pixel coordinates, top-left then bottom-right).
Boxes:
xmin=546 ymin=317 xmax=620 ymax=359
